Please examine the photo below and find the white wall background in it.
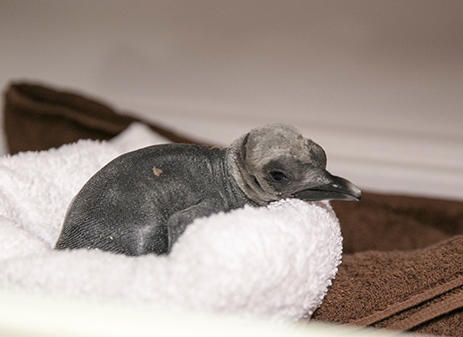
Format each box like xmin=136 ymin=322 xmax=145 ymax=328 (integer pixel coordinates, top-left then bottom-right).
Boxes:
xmin=1 ymin=0 xmax=462 ymax=200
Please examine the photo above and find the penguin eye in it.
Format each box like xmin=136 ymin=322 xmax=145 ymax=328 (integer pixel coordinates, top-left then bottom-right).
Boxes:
xmin=269 ymin=171 xmax=287 ymax=181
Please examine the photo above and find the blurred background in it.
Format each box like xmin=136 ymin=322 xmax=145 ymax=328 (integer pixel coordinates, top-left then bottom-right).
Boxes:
xmin=1 ymin=0 xmax=462 ymax=199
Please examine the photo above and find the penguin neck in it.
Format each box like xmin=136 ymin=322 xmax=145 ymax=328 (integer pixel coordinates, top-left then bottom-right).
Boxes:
xmin=208 ymin=147 xmax=252 ymax=209
xmin=225 ymin=136 xmax=273 ymax=206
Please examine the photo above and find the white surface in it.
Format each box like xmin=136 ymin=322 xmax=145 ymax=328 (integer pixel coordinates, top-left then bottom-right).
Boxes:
xmin=1 ymin=1 xmax=462 ymax=199
xmin=0 ymin=290 xmax=407 ymax=337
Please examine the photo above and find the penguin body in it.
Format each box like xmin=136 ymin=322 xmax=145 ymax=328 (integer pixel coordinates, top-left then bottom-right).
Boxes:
xmin=56 ymin=144 xmax=248 ymax=255
xmin=56 ymin=124 xmax=361 ymax=256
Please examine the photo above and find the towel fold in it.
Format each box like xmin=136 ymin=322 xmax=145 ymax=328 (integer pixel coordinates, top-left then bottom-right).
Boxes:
xmin=316 ymin=192 xmax=463 ymax=335
xmin=312 ymin=235 xmax=463 ymax=335
xmin=3 ymin=81 xmax=463 ymax=336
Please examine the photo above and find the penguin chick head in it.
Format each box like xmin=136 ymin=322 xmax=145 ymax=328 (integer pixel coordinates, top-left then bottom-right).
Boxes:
xmin=227 ymin=123 xmax=361 ymax=206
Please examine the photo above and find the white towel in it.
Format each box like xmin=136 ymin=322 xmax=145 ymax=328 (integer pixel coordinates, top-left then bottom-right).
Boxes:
xmin=0 ymin=123 xmax=342 ymax=322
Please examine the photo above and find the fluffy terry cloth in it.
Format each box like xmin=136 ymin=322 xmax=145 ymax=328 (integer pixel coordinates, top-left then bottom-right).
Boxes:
xmin=0 ymin=124 xmax=342 ymax=322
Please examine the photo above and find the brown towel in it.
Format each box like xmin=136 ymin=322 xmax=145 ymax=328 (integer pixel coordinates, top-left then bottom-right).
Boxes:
xmin=3 ymin=82 xmax=205 ymax=155
xmin=3 ymin=81 xmax=463 ymax=336
xmin=315 ymin=195 xmax=463 ymax=336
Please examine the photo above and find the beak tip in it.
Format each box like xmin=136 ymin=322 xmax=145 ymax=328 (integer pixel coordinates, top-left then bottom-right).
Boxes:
xmin=291 ymin=171 xmax=362 ymax=202
xmin=348 ymin=184 xmax=362 ymax=201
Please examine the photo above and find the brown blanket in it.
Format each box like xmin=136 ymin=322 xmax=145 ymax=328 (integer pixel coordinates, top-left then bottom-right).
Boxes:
xmin=3 ymin=82 xmax=463 ymax=336
xmin=3 ymin=82 xmax=205 ymax=154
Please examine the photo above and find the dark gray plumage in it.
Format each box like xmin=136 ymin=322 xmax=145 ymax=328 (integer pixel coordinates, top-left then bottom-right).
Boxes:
xmin=55 ymin=124 xmax=361 ymax=256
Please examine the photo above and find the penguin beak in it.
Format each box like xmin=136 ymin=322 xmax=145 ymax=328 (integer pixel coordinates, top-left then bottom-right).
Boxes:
xmin=292 ymin=170 xmax=362 ymax=201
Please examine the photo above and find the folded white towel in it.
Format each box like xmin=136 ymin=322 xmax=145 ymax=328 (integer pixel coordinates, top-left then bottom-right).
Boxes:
xmin=0 ymin=123 xmax=342 ymax=322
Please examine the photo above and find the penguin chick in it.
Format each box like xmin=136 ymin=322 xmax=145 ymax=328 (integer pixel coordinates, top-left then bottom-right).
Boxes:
xmin=55 ymin=123 xmax=361 ymax=256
